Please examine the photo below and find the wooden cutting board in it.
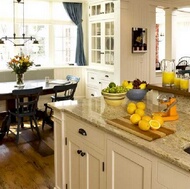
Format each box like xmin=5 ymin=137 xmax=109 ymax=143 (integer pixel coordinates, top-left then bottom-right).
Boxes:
xmin=106 ymin=116 xmax=176 ymax=141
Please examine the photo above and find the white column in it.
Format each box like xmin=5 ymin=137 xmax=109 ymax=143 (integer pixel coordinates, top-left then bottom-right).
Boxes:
xmin=165 ymin=8 xmax=177 ymax=60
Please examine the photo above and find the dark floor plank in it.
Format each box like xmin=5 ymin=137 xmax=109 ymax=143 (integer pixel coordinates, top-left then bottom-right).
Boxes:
xmin=0 ymin=121 xmax=54 ymax=189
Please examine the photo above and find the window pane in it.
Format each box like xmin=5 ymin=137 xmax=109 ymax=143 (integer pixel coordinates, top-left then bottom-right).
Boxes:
xmin=54 ymin=25 xmax=77 ymax=65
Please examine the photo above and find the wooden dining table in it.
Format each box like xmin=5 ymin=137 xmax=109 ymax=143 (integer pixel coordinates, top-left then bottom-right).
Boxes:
xmin=0 ymin=79 xmax=70 ymax=111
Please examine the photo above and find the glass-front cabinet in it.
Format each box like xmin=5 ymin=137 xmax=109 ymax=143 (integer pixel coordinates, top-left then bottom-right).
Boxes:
xmin=90 ymin=20 xmax=114 ymax=66
xmin=90 ymin=1 xmax=114 ymax=17
xmin=89 ymin=1 xmax=115 ymax=68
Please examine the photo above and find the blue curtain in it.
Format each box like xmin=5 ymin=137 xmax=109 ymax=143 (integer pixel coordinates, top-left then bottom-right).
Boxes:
xmin=63 ymin=2 xmax=86 ymax=66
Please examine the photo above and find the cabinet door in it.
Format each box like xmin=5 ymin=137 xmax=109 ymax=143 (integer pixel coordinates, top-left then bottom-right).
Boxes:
xmin=66 ymin=132 xmax=105 ymax=189
xmin=90 ymin=20 xmax=114 ymax=66
xmin=82 ymin=143 xmax=105 ymax=189
xmin=90 ymin=21 xmax=102 ymax=65
xmin=107 ymin=139 xmax=152 ymax=189
xmin=104 ymin=20 xmax=114 ymax=66
xmin=65 ymin=133 xmax=82 ymax=189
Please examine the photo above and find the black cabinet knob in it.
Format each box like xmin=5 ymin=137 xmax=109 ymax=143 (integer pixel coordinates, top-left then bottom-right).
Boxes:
xmin=77 ymin=150 xmax=82 ymax=154
xmin=81 ymin=152 xmax=86 ymax=157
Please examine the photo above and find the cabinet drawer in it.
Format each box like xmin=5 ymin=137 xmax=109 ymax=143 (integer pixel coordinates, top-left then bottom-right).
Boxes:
xmin=86 ymin=86 xmax=100 ymax=98
xmin=87 ymin=72 xmax=98 ymax=85
xmin=99 ymin=72 xmax=113 ymax=81
xmin=65 ymin=115 xmax=105 ymax=150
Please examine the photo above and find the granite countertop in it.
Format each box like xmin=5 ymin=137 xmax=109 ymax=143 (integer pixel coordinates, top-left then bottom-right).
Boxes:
xmin=49 ymin=97 xmax=190 ymax=172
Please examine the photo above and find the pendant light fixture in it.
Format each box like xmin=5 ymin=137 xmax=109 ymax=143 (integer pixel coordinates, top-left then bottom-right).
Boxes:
xmin=0 ymin=0 xmax=38 ymax=46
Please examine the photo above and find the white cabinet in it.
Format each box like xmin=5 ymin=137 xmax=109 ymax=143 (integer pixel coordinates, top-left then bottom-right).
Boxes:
xmin=89 ymin=1 xmax=114 ymax=18
xmin=88 ymin=0 xmax=129 ymax=85
xmin=53 ymin=109 xmax=64 ymax=189
xmin=53 ymin=109 xmax=190 ymax=189
xmin=86 ymin=69 xmax=113 ymax=97
xmin=89 ymin=1 xmax=115 ymax=68
xmin=65 ymin=115 xmax=106 ymax=189
xmin=153 ymin=160 xmax=190 ymax=189
xmin=107 ymin=137 xmax=152 ymax=189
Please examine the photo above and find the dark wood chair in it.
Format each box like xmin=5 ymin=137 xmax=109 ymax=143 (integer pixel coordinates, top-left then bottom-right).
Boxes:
xmin=50 ymin=75 xmax=80 ymax=102
xmin=7 ymin=87 xmax=42 ymax=144
xmin=42 ymin=82 xmax=78 ymax=129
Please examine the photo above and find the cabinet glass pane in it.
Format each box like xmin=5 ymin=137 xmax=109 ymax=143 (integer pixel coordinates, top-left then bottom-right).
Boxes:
xmin=92 ymin=23 xmax=101 ymax=36
xmin=92 ymin=51 xmax=101 ymax=64
xmin=91 ymin=5 xmax=101 ymax=16
xmin=105 ymin=52 xmax=114 ymax=65
xmin=105 ymin=37 xmax=114 ymax=50
xmin=105 ymin=20 xmax=114 ymax=65
xmin=105 ymin=2 xmax=114 ymax=14
xmin=105 ymin=22 xmax=114 ymax=36
xmin=91 ymin=37 xmax=101 ymax=49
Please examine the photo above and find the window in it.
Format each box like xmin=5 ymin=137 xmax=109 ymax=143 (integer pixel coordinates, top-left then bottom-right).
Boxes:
xmin=0 ymin=0 xmax=77 ymax=69
xmin=54 ymin=25 xmax=77 ymax=65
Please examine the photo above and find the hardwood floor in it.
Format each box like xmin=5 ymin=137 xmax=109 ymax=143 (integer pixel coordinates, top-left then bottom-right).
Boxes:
xmin=0 ymin=120 xmax=54 ymax=189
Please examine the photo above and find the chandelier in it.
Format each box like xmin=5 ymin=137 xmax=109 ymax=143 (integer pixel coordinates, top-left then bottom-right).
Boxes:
xmin=0 ymin=0 xmax=38 ymax=46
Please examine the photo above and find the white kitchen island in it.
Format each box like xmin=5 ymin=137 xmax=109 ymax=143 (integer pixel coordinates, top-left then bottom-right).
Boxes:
xmin=49 ymin=97 xmax=190 ymax=189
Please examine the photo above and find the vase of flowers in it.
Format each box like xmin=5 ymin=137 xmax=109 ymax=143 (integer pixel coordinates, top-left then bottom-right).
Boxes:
xmin=16 ymin=73 xmax=24 ymax=86
xmin=8 ymin=55 xmax=33 ymax=87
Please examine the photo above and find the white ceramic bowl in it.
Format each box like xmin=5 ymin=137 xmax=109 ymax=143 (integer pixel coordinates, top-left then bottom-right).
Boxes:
xmin=102 ymin=91 xmax=126 ymax=106
xmin=126 ymin=89 xmax=147 ymax=101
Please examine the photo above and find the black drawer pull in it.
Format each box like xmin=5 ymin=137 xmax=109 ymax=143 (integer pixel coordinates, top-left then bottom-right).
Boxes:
xmin=91 ymin=77 xmax=94 ymax=80
xmin=91 ymin=94 xmax=95 ymax=96
xmin=78 ymin=128 xmax=87 ymax=136
xmin=105 ymin=75 xmax=109 ymax=78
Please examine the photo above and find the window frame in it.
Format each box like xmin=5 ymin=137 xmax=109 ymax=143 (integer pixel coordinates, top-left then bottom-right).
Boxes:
xmin=0 ymin=0 xmax=78 ymax=70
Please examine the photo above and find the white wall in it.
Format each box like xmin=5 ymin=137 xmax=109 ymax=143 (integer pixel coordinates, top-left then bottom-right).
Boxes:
xmin=118 ymin=0 xmax=190 ymax=84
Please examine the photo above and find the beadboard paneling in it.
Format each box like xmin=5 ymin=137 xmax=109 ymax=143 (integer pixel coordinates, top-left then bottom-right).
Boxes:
xmin=53 ymin=67 xmax=86 ymax=99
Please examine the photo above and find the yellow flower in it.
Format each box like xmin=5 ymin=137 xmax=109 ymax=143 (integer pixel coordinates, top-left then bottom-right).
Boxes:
xmin=8 ymin=55 xmax=33 ymax=74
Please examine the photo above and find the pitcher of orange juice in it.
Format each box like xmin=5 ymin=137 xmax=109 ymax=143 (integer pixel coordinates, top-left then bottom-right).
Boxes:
xmin=161 ymin=59 xmax=175 ymax=87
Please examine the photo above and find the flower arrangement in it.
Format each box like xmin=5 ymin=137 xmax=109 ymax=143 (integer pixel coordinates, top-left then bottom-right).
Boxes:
xmin=8 ymin=55 xmax=33 ymax=74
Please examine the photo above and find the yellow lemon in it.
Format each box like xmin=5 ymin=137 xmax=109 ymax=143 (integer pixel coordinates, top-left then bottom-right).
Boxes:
xmin=130 ymin=114 xmax=141 ymax=124
xmin=122 ymin=80 xmax=129 ymax=87
xmin=139 ymin=83 xmax=146 ymax=89
xmin=127 ymin=106 xmax=136 ymax=115
xmin=142 ymin=115 xmax=151 ymax=122
xmin=138 ymin=120 xmax=150 ymax=131
xmin=126 ymin=82 xmax=133 ymax=90
xmin=136 ymin=102 xmax=146 ymax=110
xmin=152 ymin=115 xmax=164 ymax=126
xmin=149 ymin=120 xmax=161 ymax=130
xmin=127 ymin=102 xmax=136 ymax=108
xmin=135 ymin=108 xmax=145 ymax=117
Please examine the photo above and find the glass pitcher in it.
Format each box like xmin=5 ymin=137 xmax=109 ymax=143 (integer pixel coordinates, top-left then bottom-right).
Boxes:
xmin=160 ymin=59 xmax=175 ymax=87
